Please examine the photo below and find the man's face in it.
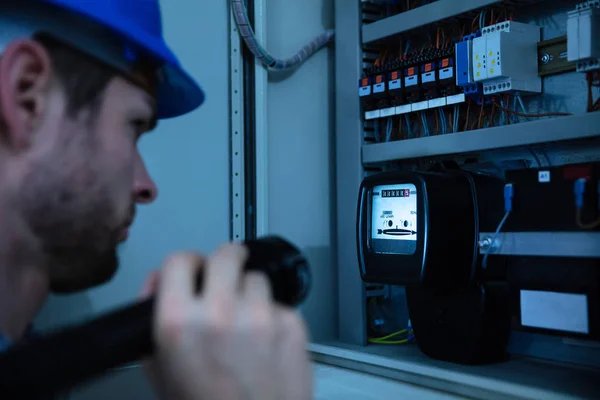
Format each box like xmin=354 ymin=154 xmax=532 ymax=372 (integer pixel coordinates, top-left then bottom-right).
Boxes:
xmin=0 ymin=39 xmax=158 ymax=293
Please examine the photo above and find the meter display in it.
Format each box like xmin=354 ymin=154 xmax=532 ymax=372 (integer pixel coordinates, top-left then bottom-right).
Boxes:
xmin=371 ymin=184 xmax=417 ymax=255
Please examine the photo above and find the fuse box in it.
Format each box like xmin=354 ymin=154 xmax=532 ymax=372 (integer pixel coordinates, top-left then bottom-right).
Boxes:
xmin=472 ymin=21 xmax=541 ymax=95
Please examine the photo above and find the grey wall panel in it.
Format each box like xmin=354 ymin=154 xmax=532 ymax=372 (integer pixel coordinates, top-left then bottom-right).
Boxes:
xmin=335 ymin=0 xmax=367 ymax=345
xmin=264 ymin=0 xmax=337 ymax=342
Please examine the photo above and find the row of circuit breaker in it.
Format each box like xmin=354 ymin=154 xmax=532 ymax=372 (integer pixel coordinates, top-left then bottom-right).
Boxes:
xmin=359 ymin=20 xmax=541 ymax=121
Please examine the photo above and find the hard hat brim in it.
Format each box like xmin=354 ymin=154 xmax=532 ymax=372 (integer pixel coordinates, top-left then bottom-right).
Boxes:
xmin=42 ymin=0 xmax=206 ymax=119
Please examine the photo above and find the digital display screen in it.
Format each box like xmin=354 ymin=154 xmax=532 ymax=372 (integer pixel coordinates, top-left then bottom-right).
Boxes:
xmin=371 ymin=183 xmax=418 ymax=255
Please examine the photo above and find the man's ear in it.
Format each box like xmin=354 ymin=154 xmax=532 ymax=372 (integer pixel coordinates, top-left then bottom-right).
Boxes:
xmin=0 ymin=39 xmax=52 ymax=150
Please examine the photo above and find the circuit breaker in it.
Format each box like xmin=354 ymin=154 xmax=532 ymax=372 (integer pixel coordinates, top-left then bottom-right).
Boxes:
xmin=472 ymin=21 xmax=541 ymax=95
xmin=567 ymin=2 xmax=600 ymax=72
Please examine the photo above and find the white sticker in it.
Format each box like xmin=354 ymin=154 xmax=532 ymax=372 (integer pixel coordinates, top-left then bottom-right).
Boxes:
xmin=380 ymin=107 xmax=395 ymax=117
xmin=520 ymin=290 xmax=589 ymax=334
xmin=428 ymin=97 xmax=447 ymax=109
xmin=421 ymin=72 xmax=436 ymax=84
xmin=373 ymin=83 xmax=386 ymax=93
xmin=439 ymin=67 xmax=454 ymax=80
xmin=395 ymin=104 xmax=412 ymax=115
xmin=446 ymin=93 xmax=466 ymax=105
xmin=411 ymin=100 xmax=429 ymax=112
xmin=365 ymin=110 xmax=380 ymax=120
xmin=388 ymin=79 xmax=402 ymax=90
xmin=359 ymin=86 xmax=371 ymax=97
xmin=538 ymin=170 xmax=551 ymax=183
xmin=405 ymin=76 xmax=418 ymax=87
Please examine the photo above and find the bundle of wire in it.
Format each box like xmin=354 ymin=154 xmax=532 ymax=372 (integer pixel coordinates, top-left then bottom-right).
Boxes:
xmin=231 ymin=0 xmax=335 ymax=70
xmin=369 ymin=328 xmax=414 ymax=345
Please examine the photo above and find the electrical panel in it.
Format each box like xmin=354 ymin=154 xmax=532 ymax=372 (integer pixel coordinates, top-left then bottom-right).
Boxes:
xmin=340 ymin=0 xmax=600 ymax=381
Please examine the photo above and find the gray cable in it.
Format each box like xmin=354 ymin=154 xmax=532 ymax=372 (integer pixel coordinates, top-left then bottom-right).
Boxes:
xmin=232 ymin=0 xmax=335 ymax=70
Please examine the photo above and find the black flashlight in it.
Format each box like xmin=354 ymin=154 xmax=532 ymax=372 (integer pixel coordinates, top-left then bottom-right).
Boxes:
xmin=0 ymin=236 xmax=311 ymax=398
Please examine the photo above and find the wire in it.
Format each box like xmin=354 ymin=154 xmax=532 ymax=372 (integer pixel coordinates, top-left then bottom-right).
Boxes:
xmin=480 ymin=10 xmax=487 ymax=30
xmin=576 ymin=208 xmax=600 ymax=229
xmin=516 ymin=95 xmax=527 ymax=116
xmin=542 ymin=151 xmax=552 ymax=166
xmin=420 ymin=111 xmax=430 ymax=136
xmin=587 ymin=72 xmax=594 ymax=112
xmin=454 ymin=104 xmax=460 ymax=132
xmin=478 ymin=99 xmax=485 ymax=129
xmin=369 ymin=339 xmax=409 ymax=344
xmin=232 ymin=0 xmax=334 ymax=70
xmin=482 ymin=184 xmax=513 ymax=269
xmin=529 ymin=149 xmax=542 ymax=167
xmin=386 ymin=117 xmax=393 ymax=142
xmin=464 ymin=99 xmax=471 ymax=131
xmin=404 ymin=114 xmax=413 ymax=138
xmin=482 ymin=211 xmax=510 ymax=268
xmin=493 ymin=101 xmax=572 ymax=118
xmin=499 ymin=98 xmax=506 ymax=125
xmin=404 ymin=40 xmax=411 ymax=56
xmin=370 ymin=329 xmax=407 ymax=341
xmin=472 ymin=12 xmax=481 ymax=32
xmin=368 ymin=329 xmax=410 ymax=345
xmin=439 ymin=108 xmax=447 ymax=134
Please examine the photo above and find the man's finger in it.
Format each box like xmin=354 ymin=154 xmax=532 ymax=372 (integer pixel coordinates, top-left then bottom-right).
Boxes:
xmin=241 ymin=271 xmax=272 ymax=302
xmin=158 ymin=252 xmax=205 ymax=301
xmin=203 ymin=243 xmax=249 ymax=298
xmin=139 ymin=270 xmax=160 ymax=299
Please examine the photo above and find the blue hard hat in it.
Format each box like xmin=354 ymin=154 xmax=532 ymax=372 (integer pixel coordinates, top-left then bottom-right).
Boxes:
xmin=41 ymin=0 xmax=205 ymax=119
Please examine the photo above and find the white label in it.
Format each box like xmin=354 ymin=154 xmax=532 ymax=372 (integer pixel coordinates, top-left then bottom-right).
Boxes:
xmin=520 ymin=290 xmax=589 ymax=334
xmin=359 ymin=86 xmax=371 ymax=97
xmin=405 ymin=76 xmax=418 ymax=87
xmin=538 ymin=170 xmax=551 ymax=183
xmin=439 ymin=67 xmax=454 ymax=80
xmin=428 ymin=97 xmax=447 ymax=108
xmin=395 ymin=104 xmax=412 ymax=115
xmin=411 ymin=100 xmax=429 ymax=112
xmin=380 ymin=107 xmax=395 ymax=117
xmin=388 ymin=79 xmax=402 ymax=90
xmin=446 ymin=93 xmax=466 ymax=105
xmin=373 ymin=83 xmax=386 ymax=93
xmin=421 ymin=72 xmax=436 ymax=84
xmin=365 ymin=110 xmax=380 ymax=120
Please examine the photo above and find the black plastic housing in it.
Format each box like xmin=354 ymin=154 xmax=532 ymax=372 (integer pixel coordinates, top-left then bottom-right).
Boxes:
xmin=358 ymin=170 xmax=511 ymax=365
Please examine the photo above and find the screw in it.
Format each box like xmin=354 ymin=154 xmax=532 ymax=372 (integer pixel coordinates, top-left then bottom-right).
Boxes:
xmin=478 ymin=237 xmax=494 ymax=251
xmin=541 ymin=53 xmax=551 ymax=64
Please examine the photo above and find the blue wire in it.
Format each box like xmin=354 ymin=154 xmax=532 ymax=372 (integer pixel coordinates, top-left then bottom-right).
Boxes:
xmin=404 ymin=114 xmax=412 ymax=138
xmin=438 ymin=108 xmax=446 ymax=134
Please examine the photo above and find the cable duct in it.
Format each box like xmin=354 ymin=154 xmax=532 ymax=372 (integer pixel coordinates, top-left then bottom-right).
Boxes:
xmin=231 ymin=0 xmax=335 ymax=70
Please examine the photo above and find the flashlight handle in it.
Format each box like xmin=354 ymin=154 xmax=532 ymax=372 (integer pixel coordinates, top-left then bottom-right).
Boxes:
xmin=0 ymin=236 xmax=310 ymax=399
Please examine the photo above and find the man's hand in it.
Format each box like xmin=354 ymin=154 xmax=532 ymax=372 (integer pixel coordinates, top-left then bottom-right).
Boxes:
xmin=140 ymin=244 xmax=312 ymax=400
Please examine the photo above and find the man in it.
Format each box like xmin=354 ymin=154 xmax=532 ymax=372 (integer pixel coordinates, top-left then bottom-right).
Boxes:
xmin=0 ymin=0 xmax=312 ymax=399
